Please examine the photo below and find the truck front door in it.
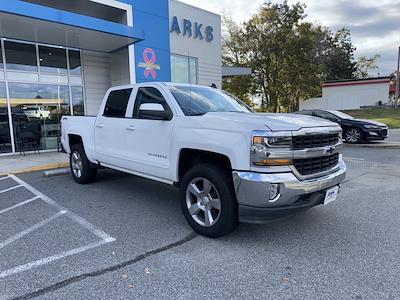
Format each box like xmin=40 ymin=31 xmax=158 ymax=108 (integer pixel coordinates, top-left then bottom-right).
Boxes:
xmin=123 ymin=86 xmax=175 ymax=180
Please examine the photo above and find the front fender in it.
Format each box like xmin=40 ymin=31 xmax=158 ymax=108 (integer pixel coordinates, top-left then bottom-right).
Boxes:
xmin=171 ymin=127 xmax=250 ymax=181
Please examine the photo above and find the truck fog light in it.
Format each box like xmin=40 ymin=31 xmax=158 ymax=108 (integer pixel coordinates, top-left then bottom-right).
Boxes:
xmin=268 ymin=184 xmax=280 ymax=201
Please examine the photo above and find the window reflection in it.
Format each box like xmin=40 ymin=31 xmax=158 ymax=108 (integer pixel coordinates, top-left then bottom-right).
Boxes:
xmin=171 ymin=54 xmax=198 ymax=84
xmin=68 ymin=50 xmax=82 ymax=75
xmin=0 ymin=42 xmax=3 ymax=69
xmin=5 ymin=41 xmax=38 ymax=72
xmin=9 ymin=83 xmax=70 ymax=151
xmin=0 ymin=82 xmax=11 ymax=153
xmin=71 ymin=86 xmax=84 ymax=115
xmin=0 ymin=39 xmax=85 ymax=154
xmin=189 ymin=57 xmax=197 ymax=84
xmin=39 ymin=45 xmax=68 ymax=75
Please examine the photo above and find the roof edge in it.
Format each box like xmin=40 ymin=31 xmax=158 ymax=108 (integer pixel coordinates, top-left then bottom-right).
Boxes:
xmin=325 ymin=76 xmax=391 ymax=84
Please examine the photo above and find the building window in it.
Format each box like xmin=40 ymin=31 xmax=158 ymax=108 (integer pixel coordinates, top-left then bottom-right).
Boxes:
xmin=71 ymin=86 xmax=85 ymax=116
xmin=0 ymin=82 xmax=11 ymax=153
xmin=0 ymin=38 xmax=85 ymax=154
xmin=4 ymin=41 xmax=38 ymax=72
xmin=68 ymin=50 xmax=82 ymax=76
xmin=8 ymin=83 xmax=70 ymax=152
xmin=39 ymin=45 xmax=68 ymax=75
xmin=171 ymin=54 xmax=198 ymax=84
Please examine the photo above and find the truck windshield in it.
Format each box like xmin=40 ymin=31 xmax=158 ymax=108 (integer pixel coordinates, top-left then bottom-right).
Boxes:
xmin=169 ymin=85 xmax=253 ymax=116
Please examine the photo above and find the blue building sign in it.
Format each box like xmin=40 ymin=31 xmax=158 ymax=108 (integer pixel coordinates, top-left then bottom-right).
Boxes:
xmin=170 ymin=16 xmax=214 ymax=42
xmin=128 ymin=0 xmax=171 ymax=83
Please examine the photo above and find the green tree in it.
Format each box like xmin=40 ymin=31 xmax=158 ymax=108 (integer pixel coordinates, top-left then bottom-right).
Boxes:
xmin=221 ymin=1 xmax=359 ymax=112
xmin=222 ymin=16 xmax=253 ymax=105
xmin=355 ymin=54 xmax=381 ymax=78
xmin=312 ymin=27 xmax=357 ymax=81
xmin=243 ymin=1 xmax=323 ymax=112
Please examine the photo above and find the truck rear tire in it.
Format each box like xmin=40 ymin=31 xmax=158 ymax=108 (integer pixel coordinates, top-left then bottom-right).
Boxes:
xmin=70 ymin=144 xmax=97 ymax=184
xmin=180 ymin=164 xmax=238 ymax=238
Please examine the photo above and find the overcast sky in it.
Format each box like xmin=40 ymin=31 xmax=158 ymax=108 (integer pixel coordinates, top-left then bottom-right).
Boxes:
xmin=179 ymin=0 xmax=400 ymax=76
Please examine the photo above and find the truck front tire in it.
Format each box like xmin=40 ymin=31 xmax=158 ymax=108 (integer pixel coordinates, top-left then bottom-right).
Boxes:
xmin=70 ymin=144 xmax=97 ymax=184
xmin=180 ymin=164 xmax=238 ymax=238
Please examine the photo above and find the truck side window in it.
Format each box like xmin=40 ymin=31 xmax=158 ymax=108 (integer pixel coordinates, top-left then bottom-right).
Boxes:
xmin=103 ymin=88 xmax=132 ymax=118
xmin=133 ymin=87 xmax=171 ymax=119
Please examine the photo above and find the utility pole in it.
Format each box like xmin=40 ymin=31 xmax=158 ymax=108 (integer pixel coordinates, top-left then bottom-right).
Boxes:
xmin=395 ymin=46 xmax=400 ymax=109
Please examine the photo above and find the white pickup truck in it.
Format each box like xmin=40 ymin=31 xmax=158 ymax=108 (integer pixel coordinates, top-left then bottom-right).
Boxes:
xmin=61 ymin=82 xmax=346 ymax=237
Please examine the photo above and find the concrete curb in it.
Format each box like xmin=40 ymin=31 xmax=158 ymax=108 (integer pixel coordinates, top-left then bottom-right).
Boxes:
xmin=0 ymin=162 xmax=69 ymax=176
xmin=43 ymin=168 xmax=70 ymax=177
xmin=344 ymin=143 xmax=400 ymax=149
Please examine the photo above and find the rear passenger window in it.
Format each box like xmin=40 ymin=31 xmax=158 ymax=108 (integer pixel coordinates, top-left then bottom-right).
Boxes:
xmin=103 ymin=89 xmax=132 ymax=118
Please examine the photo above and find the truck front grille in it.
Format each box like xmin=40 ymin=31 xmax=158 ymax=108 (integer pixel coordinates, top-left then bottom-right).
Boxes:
xmin=292 ymin=134 xmax=339 ymax=150
xmin=293 ymin=153 xmax=339 ymax=176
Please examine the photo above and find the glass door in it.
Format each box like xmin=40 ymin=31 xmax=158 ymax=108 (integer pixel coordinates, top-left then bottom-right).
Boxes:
xmin=8 ymin=83 xmax=70 ymax=152
xmin=0 ymin=38 xmax=85 ymax=154
xmin=0 ymin=82 xmax=12 ymax=153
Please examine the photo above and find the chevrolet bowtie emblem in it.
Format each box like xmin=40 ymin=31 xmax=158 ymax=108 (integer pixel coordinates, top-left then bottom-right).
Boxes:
xmin=325 ymin=146 xmax=335 ymax=154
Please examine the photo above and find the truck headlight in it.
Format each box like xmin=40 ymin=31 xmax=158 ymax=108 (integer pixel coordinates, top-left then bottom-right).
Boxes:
xmin=253 ymin=136 xmax=292 ymax=148
xmin=251 ymin=133 xmax=292 ymax=166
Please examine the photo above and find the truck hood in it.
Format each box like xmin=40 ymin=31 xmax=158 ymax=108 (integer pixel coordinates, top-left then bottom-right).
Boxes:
xmin=203 ymin=112 xmax=339 ymax=131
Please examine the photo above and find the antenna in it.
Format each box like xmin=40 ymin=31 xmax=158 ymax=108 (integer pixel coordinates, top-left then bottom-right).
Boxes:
xmin=188 ymin=49 xmax=192 ymax=115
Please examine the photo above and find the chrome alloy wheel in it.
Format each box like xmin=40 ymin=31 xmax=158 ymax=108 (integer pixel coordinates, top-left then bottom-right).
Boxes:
xmin=71 ymin=151 xmax=83 ymax=178
xmin=186 ymin=177 xmax=222 ymax=227
xmin=345 ymin=128 xmax=361 ymax=143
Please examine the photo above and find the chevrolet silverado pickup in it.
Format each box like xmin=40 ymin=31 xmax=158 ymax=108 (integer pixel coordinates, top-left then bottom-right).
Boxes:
xmin=61 ymin=83 xmax=346 ymax=237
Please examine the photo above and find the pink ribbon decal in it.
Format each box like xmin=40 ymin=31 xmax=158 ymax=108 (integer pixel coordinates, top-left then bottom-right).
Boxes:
xmin=138 ymin=48 xmax=160 ymax=79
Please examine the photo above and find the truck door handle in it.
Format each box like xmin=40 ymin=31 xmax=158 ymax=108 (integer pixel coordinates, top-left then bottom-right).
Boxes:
xmin=126 ymin=125 xmax=136 ymax=131
xmin=96 ymin=124 xmax=104 ymax=128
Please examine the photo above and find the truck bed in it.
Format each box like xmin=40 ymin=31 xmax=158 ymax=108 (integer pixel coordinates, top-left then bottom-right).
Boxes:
xmin=61 ymin=116 xmax=97 ymax=160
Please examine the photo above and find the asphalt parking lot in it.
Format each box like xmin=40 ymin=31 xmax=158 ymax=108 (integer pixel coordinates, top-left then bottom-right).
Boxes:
xmin=1 ymin=147 xmax=399 ymax=300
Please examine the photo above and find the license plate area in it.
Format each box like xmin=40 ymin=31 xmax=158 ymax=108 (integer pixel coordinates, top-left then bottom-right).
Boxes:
xmin=324 ymin=186 xmax=339 ymax=205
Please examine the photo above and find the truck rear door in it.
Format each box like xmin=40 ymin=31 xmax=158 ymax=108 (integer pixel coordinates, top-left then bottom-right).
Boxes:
xmin=94 ymin=88 xmax=134 ymax=167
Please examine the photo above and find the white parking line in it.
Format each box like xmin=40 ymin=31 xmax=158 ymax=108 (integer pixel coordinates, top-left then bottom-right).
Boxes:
xmin=0 ymin=211 xmax=66 ymax=250
xmin=0 ymin=184 xmax=22 ymax=194
xmin=0 ymin=176 xmax=10 ymax=181
xmin=0 ymin=196 xmax=40 ymax=215
xmin=344 ymin=156 xmax=365 ymax=161
xmin=0 ymin=174 xmax=116 ymax=279
xmin=0 ymin=240 xmax=108 ymax=279
xmin=8 ymin=174 xmax=115 ymax=243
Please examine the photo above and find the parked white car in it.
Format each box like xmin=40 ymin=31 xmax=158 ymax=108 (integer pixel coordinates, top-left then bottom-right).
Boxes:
xmin=61 ymin=82 xmax=346 ymax=237
xmin=21 ymin=106 xmax=51 ymax=120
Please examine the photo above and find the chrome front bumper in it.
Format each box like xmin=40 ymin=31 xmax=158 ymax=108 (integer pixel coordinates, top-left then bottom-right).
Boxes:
xmin=232 ymin=158 xmax=347 ymax=223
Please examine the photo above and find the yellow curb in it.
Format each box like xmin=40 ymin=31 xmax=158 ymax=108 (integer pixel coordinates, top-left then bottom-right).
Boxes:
xmin=0 ymin=162 xmax=69 ymax=176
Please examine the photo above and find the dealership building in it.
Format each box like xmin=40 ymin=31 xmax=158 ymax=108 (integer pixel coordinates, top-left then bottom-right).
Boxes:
xmin=300 ymin=77 xmax=391 ymax=111
xmin=0 ymin=0 xmax=221 ymax=155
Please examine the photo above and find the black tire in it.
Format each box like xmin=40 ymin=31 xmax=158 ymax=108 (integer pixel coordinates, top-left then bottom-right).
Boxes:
xmin=344 ymin=128 xmax=363 ymax=144
xmin=180 ymin=163 xmax=238 ymax=238
xmin=70 ymin=144 xmax=97 ymax=184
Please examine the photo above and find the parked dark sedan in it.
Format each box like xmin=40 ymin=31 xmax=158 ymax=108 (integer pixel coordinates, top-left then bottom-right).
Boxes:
xmin=295 ymin=109 xmax=388 ymax=143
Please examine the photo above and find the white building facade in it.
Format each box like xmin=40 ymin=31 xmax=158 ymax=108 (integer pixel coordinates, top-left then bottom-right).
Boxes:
xmin=300 ymin=77 xmax=391 ymax=111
